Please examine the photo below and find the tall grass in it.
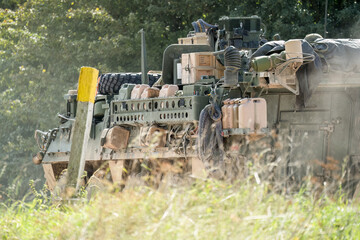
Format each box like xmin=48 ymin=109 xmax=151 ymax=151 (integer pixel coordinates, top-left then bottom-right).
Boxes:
xmin=0 ymin=178 xmax=359 ymax=240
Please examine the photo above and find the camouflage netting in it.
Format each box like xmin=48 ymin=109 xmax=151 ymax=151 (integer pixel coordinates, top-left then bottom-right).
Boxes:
xmin=197 ymin=104 xmax=225 ymax=178
xmin=312 ymin=39 xmax=360 ymax=74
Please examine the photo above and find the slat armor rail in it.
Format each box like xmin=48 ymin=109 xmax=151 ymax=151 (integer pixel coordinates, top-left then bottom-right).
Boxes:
xmin=110 ymin=95 xmax=209 ymax=125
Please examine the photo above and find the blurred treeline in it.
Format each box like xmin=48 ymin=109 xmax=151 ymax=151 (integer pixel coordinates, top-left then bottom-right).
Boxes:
xmin=0 ymin=0 xmax=359 ymax=201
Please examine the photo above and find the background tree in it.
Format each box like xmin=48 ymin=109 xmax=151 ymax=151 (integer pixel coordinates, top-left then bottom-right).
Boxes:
xmin=0 ymin=0 xmax=135 ymax=199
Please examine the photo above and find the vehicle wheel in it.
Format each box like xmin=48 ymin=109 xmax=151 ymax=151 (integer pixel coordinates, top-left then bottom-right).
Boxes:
xmin=52 ymin=169 xmax=87 ymax=201
xmin=98 ymin=73 xmax=123 ymax=95
xmin=52 ymin=169 xmax=68 ymax=201
xmin=85 ymin=167 xmax=111 ymax=199
xmin=98 ymin=73 xmax=161 ymax=95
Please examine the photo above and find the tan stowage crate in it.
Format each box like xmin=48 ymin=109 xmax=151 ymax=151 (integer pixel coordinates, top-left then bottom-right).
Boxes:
xmin=182 ymin=68 xmax=216 ymax=84
xmin=215 ymin=62 xmax=225 ymax=79
xmin=178 ymin=32 xmax=208 ymax=45
xmin=182 ymin=52 xmax=216 ymax=68
xmin=181 ymin=52 xmax=217 ymax=84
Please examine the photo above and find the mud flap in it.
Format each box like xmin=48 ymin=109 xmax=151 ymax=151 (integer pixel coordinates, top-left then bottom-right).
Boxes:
xmin=109 ymin=160 xmax=125 ymax=184
xmin=191 ymin=157 xmax=207 ymax=178
xmin=43 ymin=164 xmax=56 ymax=191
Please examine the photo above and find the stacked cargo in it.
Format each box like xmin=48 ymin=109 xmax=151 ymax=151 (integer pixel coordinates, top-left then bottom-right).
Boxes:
xmin=181 ymin=52 xmax=225 ymax=84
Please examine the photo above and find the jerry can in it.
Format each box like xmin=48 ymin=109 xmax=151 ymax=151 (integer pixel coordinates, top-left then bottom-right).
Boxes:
xmin=253 ymin=98 xmax=267 ymax=131
xmin=227 ymin=99 xmax=235 ymax=128
xmin=131 ymin=84 xmax=149 ymax=99
xmin=238 ymin=98 xmax=267 ymax=132
xmin=159 ymin=84 xmax=179 ymax=97
xmin=238 ymin=98 xmax=255 ymax=130
xmin=221 ymin=99 xmax=230 ymax=129
xmin=141 ymin=87 xmax=160 ymax=99
xmin=232 ymin=99 xmax=240 ymax=128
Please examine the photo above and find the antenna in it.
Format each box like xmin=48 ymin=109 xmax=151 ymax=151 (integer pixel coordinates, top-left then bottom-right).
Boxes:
xmin=139 ymin=29 xmax=148 ymax=84
xmin=324 ymin=0 xmax=328 ymax=37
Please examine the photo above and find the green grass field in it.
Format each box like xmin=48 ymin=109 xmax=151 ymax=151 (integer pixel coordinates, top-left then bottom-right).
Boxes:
xmin=0 ymin=179 xmax=359 ymax=240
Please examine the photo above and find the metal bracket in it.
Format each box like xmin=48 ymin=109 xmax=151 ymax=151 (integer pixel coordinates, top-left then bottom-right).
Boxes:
xmin=274 ymin=59 xmax=302 ymax=95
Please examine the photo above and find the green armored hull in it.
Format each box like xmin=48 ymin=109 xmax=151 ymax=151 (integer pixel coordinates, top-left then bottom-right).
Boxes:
xmin=33 ymin=16 xmax=360 ymax=196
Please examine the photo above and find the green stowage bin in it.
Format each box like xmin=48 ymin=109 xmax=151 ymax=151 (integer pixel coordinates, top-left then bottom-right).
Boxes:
xmin=116 ymin=83 xmax=136 ymax=100
xmin=182 ymin=84 xmax=212 ymax=96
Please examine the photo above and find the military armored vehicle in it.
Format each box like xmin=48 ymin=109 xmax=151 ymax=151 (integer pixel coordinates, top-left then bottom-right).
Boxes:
xmin=33 ymin=16 xmax=360 ymax=195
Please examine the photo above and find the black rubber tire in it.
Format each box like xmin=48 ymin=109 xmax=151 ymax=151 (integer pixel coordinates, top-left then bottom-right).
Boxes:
xmin=98 ymin=73 xmax=161 ymax=95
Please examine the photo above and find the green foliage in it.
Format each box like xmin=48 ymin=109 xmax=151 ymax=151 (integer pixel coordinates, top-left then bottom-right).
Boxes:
xmin=0 ymin=0 xmax=25 ymax=10
xmin=0 ymin=180 xmax=359 ymax=239
xmin=0 ymin=0 xmax=142 ymax=157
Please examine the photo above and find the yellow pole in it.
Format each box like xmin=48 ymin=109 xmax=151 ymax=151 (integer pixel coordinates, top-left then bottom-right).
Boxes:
xmin=77 ymin=67 xmax=99 ymax=103
xmin=66 ymin=67 xmax=99 ymax=196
